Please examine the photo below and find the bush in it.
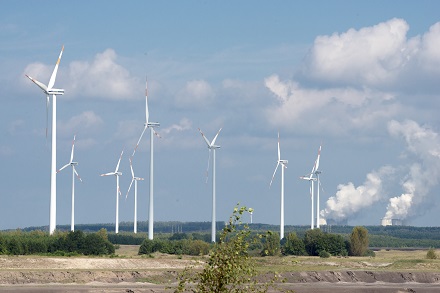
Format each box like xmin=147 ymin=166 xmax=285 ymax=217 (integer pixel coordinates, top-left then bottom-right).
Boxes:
xmin=427 ymin=248 xmax=437 ymax=259
xmin=175 ymin=204 xmax=283 ymax=293
xmin=319 ymin=250 xmax=331 ymax=258
xmin=364 ymin=249 xmax=376 ymax=257
xmin=260 ymin=231 xmax=280 ymax=256
xmin=282 ymin=232 xmax=306 ymax=256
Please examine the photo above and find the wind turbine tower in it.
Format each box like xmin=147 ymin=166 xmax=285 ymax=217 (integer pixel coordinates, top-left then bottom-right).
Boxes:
xmin=313 ymin=145 xmax=322 ymax=228
xmin=132 ymin=79 xmax=159 ymax=240
xmin=126 ymin=157 xmax=144 ymax=233
xmin=270 ymin=132 xmax=288 ymax=239
xmin=101 ymin=149 xmax=124 ymax=233
xmin=198 ymin=127 xmax=222 ymax=243
xmin=26 ymin=46 xmax=65 ymax=235
xmin=57 ymin=134 xmax=82 ymax=232
xmin=299 ymin=156 xmax=319 ymax=229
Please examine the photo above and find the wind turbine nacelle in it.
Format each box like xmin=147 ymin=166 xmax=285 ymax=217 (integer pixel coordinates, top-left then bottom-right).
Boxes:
xmin=147 ymin=122 xmax=160 ymax=127
xmin=116 ymin=172 xmax=122 ymax=176
xmin=280 ymin=159 xmax=288 ymax=164
xmin=210 ymin=145 xmax=221 ymax=149
xmin=71 ymin=162 xmax=78 ymax=166
xmin=47 ymin=88 xmax=65 ymax=95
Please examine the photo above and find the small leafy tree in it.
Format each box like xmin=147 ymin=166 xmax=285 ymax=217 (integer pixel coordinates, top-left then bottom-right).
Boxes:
xmin=175 ymin=204 xmax=288 ymax=293
xmin=427 ymin=248 xmax=437 ymax=259
xmin=349 ymin=226 xmax=369 ymax=256
xmin=282 ymin=232 xmax=306 ymax=256
xmin=260 ymin=231 xmax=280 ymax=256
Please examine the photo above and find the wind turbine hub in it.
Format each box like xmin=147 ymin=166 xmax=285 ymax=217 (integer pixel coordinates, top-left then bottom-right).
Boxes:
xmin=147 ymin=122 xmax=160 ymax=127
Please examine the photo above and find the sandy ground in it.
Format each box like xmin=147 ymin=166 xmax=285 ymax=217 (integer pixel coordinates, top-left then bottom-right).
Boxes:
xmin=1 ymin=248 xmax=440 ymax=292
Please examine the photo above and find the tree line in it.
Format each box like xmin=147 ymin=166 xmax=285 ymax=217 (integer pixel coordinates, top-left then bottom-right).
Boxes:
xmin=0 ymin=229 xmax=114 ymax=256
xmin=137 ymin=226 xmax=371 ymax=257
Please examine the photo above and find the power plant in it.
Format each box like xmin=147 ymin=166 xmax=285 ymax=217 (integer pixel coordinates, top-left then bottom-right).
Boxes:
xmin=381 ymin=218 xmax=405 ymax=226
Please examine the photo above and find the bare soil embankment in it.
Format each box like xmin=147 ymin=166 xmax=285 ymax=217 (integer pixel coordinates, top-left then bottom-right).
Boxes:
xmin=1 ymin=248 xmax=440 ymax=292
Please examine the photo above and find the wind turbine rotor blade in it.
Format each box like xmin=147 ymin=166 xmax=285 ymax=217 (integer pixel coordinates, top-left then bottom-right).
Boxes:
xmin=269 ymin=162 xmax=280 ymax=187
xmin=115 ymin=149 xmax=124 ymax=172
xmin=145 ymin=77 xmax=149 ymax=124
xmin=57 ymin=163 xmax=70 ymax=173
xmin=47 ymin=45 xmax=64 ymax=90
xmin=205 ymin=149 xmax=211 ymax=183
xmin=129 ymin=157 xmax=134 ymax=178
xmin=25 ymin=75 xmax=48 ymax=92
xmin=315 ymin=145 xmax=322 ymax=171
xmin=101 ymin=172 xmax=115 ymax=176
xmin=132 ymin=126 xmax=147 ymax=157
xmin=198 ymin=128 xmax=211 ymax=147
xmin=153 ymin=128 xmax=161 ymax=138
xmin=126 ymin=179 xmax=134 ymax=199
xmin=74 ymin=168 xmax=82 ymax=182
xmin=211 ymin=128 xmax=222 ymax=146
xmin=277 ymin=132 xmax=281 ymax=161
xmin=70 ymin=135 xmax=76 ymax=163
xmin=46 ymin=95 xmax=50 ymax=139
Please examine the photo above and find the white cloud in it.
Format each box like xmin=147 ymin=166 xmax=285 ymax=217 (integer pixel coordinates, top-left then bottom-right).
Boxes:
xmin=162 ymin=118 xmax=192 ymax=135
xmin=264 ymin=74 xmax=397 ymax=134
xmin=176 ymin=80 xmax=214 ymax=108
xmin=68 ymin=49 xmax=140 ymax=99
xmin=419 ymin=22 xmax=440 ymax=72
xmin=301 ymin=18 xmax=417 ymax=86
xmin=58 ymin=111 xmax=104 ymax=136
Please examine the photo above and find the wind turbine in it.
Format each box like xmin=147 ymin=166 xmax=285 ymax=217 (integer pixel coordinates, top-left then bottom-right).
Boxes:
xmin=270 ymin=132 xmax=288 ymax=240
xmin=132 ymin=78 xmax=160 ymax=240
xmin=126 ymin=157 xmax=144 ymax=234
xmin=198 ymin=127 xmax=222 ymax=243
xmin=57 ymin=134 xmax=82 ymax=232
xmin=313 ymin=145 xmax=322 ymax=228
xmin=101 ymin=149 xmax=124 ymax=234
xmin=25 ymin=45 xmax=65 ymax=235
xmin=300 ymin=147 xmax=320 ymax=230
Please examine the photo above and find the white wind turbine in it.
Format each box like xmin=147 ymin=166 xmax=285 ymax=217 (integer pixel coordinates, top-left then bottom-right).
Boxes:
xmin=126 ymin=157 xmax=144 ymax=234
xmin=198 ymin=127 xmax=222 ymax=243
xmin=270 ymin=132 xmax=288 ymax=240
xmin=101 ymin=149 xmax=124 ymax=234
xmin=57 ymin=135 xmax=82 ymax=232
xmin=300 ymin=146 xmax=321 ymax=230
xmin=25 ymin=45 xmax=65 ymax=235
xmin=132 ymin=78 xmax=160 ymax=240
xmin=313 ymin=145 xmax=322 ymax=228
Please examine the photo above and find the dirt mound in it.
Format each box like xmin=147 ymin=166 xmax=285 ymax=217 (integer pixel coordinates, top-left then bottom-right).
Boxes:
xmin=280 ymin=271 xmax=440 ymax=284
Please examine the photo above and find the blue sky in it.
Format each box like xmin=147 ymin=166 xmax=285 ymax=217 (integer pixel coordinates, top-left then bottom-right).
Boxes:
xmin=2 ymin=1 xmax=440 ymax=230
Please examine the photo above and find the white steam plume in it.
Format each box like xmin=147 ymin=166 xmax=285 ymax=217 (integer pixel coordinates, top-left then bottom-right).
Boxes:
xmin=321 ymin=166 xmax=395 ymax=222
xmin=383 ymin=120 xmax=440 ymax=221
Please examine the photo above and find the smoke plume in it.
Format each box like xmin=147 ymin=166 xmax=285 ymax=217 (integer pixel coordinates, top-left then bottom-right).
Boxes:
xmin=383 ymin=120 xmax=440 ymax=220
xmin=321 ymin=166 xmax=394 ymax=221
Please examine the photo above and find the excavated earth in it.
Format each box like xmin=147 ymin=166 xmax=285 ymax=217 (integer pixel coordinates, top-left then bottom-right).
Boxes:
xmin=1 ymin=255 xmax=440 ymax=292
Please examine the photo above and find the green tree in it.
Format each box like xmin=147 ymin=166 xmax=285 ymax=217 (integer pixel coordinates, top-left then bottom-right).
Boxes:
xmin=282 ymin=232 xmax=306 ymax=256
xmin=175 ymin=204 xmax=285 ymax=293
xmin=261 ymin=231 xmax=280 ymax=256
xmin=426 ymin=248 xmax=437 ymax=259
xmin=349 ymin=226 xmax=369 ymax=256
xmin=303 ymin=229 xmax=323 ymax=256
